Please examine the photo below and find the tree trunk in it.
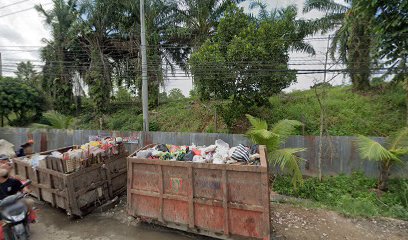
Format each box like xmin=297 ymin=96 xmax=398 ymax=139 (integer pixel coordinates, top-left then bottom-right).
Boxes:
xmin=378 ymin=161 xmax=391 ymax=191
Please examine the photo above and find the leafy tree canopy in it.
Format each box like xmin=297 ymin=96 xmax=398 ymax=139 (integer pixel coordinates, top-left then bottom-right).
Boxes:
xmin=0 ymin=77 xmax=46 ymax=126
xmin=190 ymin=5 xmax=313 ymax=105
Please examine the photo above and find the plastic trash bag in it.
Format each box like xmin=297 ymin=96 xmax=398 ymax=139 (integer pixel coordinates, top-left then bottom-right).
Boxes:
xmin=31 ymin=154 xmax=47 ymax=169
xmin=136 ymin=150 xmax=153 ymax=159
xmin=231 ymin=144 xmax=250 ymax=162
xmin=51 ymin=151 xmax=63 ymax=159
xmin=213 ymin=139 xmax=230 ymax=164
xmin=204 ymin=145 xmax=217 ymax=153
xmin=151 ymin=150 xmax=163 ymax=157
xmin=155 ymin=144 xmax=169 ymax=152
xmin=0 ymin=139 xmax=16 ymax=158
xmin=193 ymin=155 xmax=206 ymax=163
xmin=250 ymin=144 xmax=259 ymax=154
xmin=183 ymin=151 xmax=194 ymax=161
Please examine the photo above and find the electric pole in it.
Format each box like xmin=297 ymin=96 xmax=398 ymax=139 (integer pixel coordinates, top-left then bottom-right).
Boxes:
xmin=140 ymin=0 xmax=149 ymax=131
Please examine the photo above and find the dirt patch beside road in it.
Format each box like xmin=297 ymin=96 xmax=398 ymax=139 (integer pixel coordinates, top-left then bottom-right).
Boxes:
xmin=271 ymin=203 xmax=408 ymax=240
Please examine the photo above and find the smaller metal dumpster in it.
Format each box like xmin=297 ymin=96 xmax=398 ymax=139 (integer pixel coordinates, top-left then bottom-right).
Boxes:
xmin=12 ymin=145 xmax=128 ymax=217
xmin=127 ymin=144 xmax=271 ymax=240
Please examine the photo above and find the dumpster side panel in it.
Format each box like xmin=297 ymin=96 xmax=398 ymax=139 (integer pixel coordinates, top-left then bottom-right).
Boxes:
xmin=128 ymin=145 xmax=271 ymax=240
xmin=193 ymin=169 xmax=223 ymax=201
xmin=12 ymin=145 xmax=128 ymax=217
xmin=131 ymin=164 xmax=160 ymax=192
xmin=163 ymin=199 xmax=189 ymax=224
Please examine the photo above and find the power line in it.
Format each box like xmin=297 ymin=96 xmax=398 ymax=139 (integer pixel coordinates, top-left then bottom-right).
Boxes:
xmin=0 ymin=2 xmax=51 ymax=18
xmin=0 ymin=0 xmax=30 ymax=10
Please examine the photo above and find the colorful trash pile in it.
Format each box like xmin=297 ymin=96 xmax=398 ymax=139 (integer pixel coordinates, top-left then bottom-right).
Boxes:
xmin=136 ymin=139 xmax=261 ymax=165
xmin=20 ymin=137 xmax=126 ymax=173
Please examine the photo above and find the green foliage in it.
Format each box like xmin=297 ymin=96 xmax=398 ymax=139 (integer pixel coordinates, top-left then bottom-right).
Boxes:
xmin=268 ymin=85 xmax=406 ymax=136
xmin=355 ymin=0 xmax=408 ymax=79
xmin=246 ymin=114 xmax=305 ymax=188
xmin=304 ymin=0 xmax=374 ymax=90
xmin=356 ymin=128 xmax=408 ymax=191
xmin=273 ymin=173 xmax=408 ymax=220
xmin=31 ymin=111 xmax=76 ymax=129
xmin=168 ymin=88 xmax=185 ymax=101
xmin=355 ymin=135 xmax=399 ymax=163
xmin=36 ymin=0 xmax=80 ymax=114
xmin=114 ymin=87 xmax=134 ymax=102
xmin=15 ymin=61 xmax=39 ymax=87
xmin=0 ymin=77 xmax=46 ymax=126
xmin=190 ymin=4 xmax=315 ymax=128
xmin=190 ymin=5 xmax=312 ymax=103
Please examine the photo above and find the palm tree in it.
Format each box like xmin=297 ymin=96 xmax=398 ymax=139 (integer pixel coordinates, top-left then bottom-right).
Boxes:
xmin=303 ymin=0 xmax=373 ymax=91
xmin=36 ymin=0 xmax=82 ymax=113
xmin=250 ymin=1 xmax=316 ymax=55
xmin=246 ymin=114 xmax=305 ymax=189
xmin=356 ymin=128 xmax=408 ymax=191
xmin=176 ymin=0 xmax=245 ymax=49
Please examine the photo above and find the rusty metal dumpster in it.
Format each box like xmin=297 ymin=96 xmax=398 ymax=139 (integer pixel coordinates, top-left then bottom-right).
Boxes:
xmin=127 ymin=145 xmax=271 ymax=240
xmin=12 ymin=145 xmax=128 ymax=217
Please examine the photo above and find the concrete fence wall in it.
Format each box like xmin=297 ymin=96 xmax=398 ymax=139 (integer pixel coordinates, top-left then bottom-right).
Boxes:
xmin=1 ymin=127 xmax=407 ymax=178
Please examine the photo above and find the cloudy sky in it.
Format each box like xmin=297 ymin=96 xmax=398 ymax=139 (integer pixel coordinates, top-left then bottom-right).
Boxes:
xmin=0 ymin=0 xmax=346 ymax=96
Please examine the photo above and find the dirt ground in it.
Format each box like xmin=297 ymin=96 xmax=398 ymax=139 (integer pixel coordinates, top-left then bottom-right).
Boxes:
xmin=28 ymin=197 xmax=408 ymax=240
xmin=271 ymin=203 xmax=408 ymax=240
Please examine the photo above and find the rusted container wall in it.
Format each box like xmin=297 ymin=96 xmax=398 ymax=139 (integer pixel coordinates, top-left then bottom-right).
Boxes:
xmin=127 ymin=145 xmax=271 ymax=240
xmin=12 ymin=146 xmax=128 ymax=217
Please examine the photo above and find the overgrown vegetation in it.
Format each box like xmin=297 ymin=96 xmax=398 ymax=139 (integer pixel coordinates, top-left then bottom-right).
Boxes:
xmin=69 ymin=84 xmax=407 ymax=136
xmin=268 ymin=85 xmax=406 ymax=136
xmin=273 ymin=172 xmax=408 ymax=220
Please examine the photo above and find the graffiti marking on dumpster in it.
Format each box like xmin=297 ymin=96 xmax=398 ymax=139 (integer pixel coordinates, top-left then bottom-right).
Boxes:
xmin=170 ymin=178 xmax=183 ymax=192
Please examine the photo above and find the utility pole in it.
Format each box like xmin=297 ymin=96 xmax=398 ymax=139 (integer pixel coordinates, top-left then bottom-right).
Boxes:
xmin=140 ymin=0 xmax=149 ymax=131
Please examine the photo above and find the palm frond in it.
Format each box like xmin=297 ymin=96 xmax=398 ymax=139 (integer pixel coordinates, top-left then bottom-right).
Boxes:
xmin=289 ymin=41 xmax=316 ymax=55
xmin=355 ymin=135 xmax=398 ymax=162
xmin=271 ymin=148 xmax=306 ymax=188
xmin=307 ymin=13 xmax=345 ymax=35
xmin=389 ymin=127 xmax=408 ymax=150
xmin=303 ymin=0 xmax=349 ymax=14
xmin=271 ymin=119 xmax=303 ymax=144
xmin=41 ymin=111 xmax=75 ymax=129
xmin=246 ymin=114 xmax=268 ymax=130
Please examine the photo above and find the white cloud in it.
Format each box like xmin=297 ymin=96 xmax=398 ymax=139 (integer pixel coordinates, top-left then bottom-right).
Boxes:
xmin=0 ymin=0 xmax=52 ymax=75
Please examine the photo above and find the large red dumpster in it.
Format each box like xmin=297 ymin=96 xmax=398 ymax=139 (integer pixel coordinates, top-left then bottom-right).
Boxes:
xmin=127 ymin=144 xmax=271 ymax=239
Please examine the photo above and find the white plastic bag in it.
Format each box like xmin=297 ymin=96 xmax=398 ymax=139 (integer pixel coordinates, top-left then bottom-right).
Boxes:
xmin=213 ymin=139 xmax=230 ymax=164
xmin=51 ymin=151 xmax=63 ymax=159
xmin=204 ymin=145 xmax=217 ymax=153
xmin=31 ymin=154 xmax=47 ymax=169
xmin=193 ymin=155 xmax=206 ymax=163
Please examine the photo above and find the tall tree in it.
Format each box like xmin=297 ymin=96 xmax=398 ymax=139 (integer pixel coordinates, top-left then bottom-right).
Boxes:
xmin=15 ymin=61 xmax=38 ymax=83
xmin=303 ymin=0 xmax=374 ymax=91
xmin=36 ymin=0 xmax=82 ymax=114
xmin=176 ymin=0 xmax=245 ymax=49
xmin=190 ymin=5 xmax=314 ymax=129
xmin=355 ymin=0 xmax=408 ymax=122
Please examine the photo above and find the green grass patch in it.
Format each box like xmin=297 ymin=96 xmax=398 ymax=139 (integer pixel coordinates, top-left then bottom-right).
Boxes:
xmin=273 ymin=172 xmax=408 ymax=220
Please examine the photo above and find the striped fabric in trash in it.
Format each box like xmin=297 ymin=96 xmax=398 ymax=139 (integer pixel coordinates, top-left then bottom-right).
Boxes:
xmin=231 ymin=144 xmax=250 ymax=162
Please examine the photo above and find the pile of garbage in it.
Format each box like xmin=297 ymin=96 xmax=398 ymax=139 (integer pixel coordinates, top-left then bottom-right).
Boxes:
xmin=136 ymin=140 xmax=261 ymax=165
xmin=22 ymin=137 xmax=126 ymax=173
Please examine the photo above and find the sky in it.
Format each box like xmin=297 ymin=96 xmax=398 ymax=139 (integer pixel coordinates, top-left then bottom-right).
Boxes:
xmin=0 ymin=0 xmax=347 ymax=96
